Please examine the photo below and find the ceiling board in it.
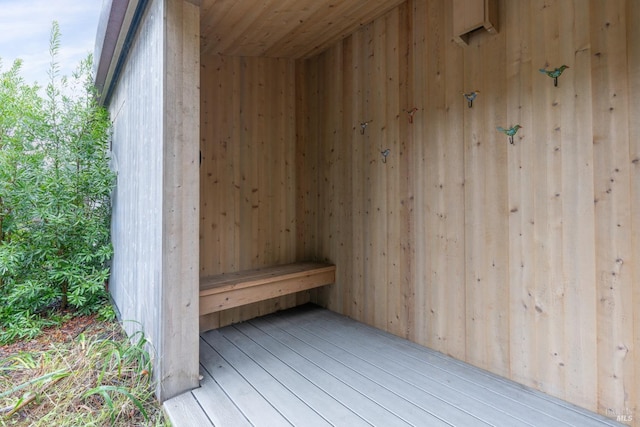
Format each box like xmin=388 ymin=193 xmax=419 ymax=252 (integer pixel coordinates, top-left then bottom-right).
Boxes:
xmin=201 ymin=0 xmax=406 ymax=58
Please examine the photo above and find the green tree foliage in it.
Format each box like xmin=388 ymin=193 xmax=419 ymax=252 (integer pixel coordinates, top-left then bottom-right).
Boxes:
xmin=0 ymin=22 xmax=116 ymax=344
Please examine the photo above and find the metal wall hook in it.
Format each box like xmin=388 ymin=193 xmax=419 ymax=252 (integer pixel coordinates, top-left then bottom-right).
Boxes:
xmin=462 ymin=91 xmax=480 ymax=108
xmin=539 ymin=65 xmax=569 ymax=87
xmin=496 ymin=125 xmax=522 ymax=145
xmin=405 ymin=108 xmax=419 ymax=123
xmin=360 ymin=120 xmax=372 ymax=135
xmin=381 ymin=148 xmax=390 ymax=163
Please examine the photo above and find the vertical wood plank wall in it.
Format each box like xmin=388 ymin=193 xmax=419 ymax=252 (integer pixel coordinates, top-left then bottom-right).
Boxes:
xmin=199 ymin=54 xmax=306 ymax=330
xmin=295 ymin=0 xmax=640 ymax=418
xmin=110 ymin=0 xmax=164 ymax=363
xmin=109 ymin=0 xmax=200 ymax=401
xmin=160 ymin=0 xmax=200 ymax=401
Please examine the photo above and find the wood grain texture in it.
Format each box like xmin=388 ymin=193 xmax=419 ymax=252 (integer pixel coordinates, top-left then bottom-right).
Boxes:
xmin=200 ymin=54 xmax=306 ymax=329
xmin=108 ymin=0 xmax=165 ymax=374
xmin=409 ymin=0 xmax=428 ymax=348
xmin=558 ymin=1 xmax=598 ymax=410
xmin=199 ymin=263 xmax=335 ymax=315
xmin=421 ymin=0 xmax=466 ymax=360
xmin=200 ymin=0 xmax=406 ymax=58
xmin=398 ymin=2 xmax=415 ymax=342
xmin=590 ymin=0 xmax=634 ymax=418
xmin=163 ymin=392 xmax=214 ymax=426
xmin=290 ymin=0 xmax=639 ymax=419
xmin=452 ymin=0 xmax=498 ymax=45
xmin=505 ymin=0 xmax=531 ymax=393
xmin=107 ymin=0 xmax=201 ymax=402
xmin=160 ymin=0 xmax=201 ymax=401
xmin=197 ymin=0 xmax=639 ymax=419
xmin=462 ymin=4 xmax=510 ymax=378
xmin=627 ymin=0 xmax=640 ymax=420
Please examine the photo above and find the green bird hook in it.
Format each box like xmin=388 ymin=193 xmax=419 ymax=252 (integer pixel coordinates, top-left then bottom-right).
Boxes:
xmin=539 ymin=65 xmax=569 ymax=87
xmin=497 ymin=125 xmax=522 ymax=145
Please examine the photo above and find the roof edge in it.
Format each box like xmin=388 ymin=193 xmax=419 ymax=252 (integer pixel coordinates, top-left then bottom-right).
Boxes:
xmin=94 ymin=0 xmax=148 ymax=106
xmin=94 ymin=0 xmax=129 ymax=104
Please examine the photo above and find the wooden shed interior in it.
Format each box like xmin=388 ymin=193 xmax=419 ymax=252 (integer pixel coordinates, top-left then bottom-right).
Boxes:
xmin=197 ymin=0 xmax=639 ymax=420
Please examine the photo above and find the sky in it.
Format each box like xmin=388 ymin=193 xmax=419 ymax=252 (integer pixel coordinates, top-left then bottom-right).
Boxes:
xmin=0 ymin=0 xmax=104 ymax=86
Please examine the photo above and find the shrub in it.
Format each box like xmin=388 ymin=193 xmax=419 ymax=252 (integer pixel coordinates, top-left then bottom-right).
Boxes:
xmin=0 ymin=22 xmax=116 ymax=344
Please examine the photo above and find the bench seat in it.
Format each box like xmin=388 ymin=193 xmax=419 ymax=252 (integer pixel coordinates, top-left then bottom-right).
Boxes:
xmin=199 ymin=262 xmax=335 ymax=315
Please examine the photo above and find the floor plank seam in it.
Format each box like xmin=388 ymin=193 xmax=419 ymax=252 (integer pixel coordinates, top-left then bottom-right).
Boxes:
xmin=270 ymin=308 xmax=621 ymax=427
xmin=335 ymin=310 xmax=625 ymax=426
xmin=295 ymin=320 xmax=536 ymax=427
xmin=201 ymin=336 xmax=294 ymax=426
xmin=309 ymin=311 xmax=613 ymax=426
xmin=331 ymin=314 xmax=623 ymax=427
xmin=226 ymin=324 xmax=343 ymax=426
xmin=197 ymin=360 xmax=252 ymax=426
xmin=303 ymin=311 xmax=594 ymax=422
xmin=190 ymin=390 xmax=216 ymax=426
xmin=253 ymin=316 xmax=467 ymax=426
xmin=183 ymin=307 xmax=623 ymax=427
xmin=245 ymin=325 xmax=424 ymax=422
xmin=296 ymin=314 xmax=553 ymax=426
xmin=238 ymin=321 xmax=384 ymax=426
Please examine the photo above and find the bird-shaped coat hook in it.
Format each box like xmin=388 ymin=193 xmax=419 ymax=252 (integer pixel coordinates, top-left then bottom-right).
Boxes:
xmin=539 ymin=65 xmax=569 ymax=87
xmin=497 ymin=125 xmax=522 ymax=145
xmin=360 ymin=120 xmax=372 ymax=135
xmin=404 ymin=107 xmax=419 ymax=123
xmin=462 ymin=90 xmax=480 ymax=108
xmin=381 ymin=149 xmax=391 ymax=163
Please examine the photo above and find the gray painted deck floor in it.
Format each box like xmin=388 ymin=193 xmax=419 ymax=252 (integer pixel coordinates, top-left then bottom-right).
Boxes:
xmin=164 ymin=305 xmax=622 ymax=427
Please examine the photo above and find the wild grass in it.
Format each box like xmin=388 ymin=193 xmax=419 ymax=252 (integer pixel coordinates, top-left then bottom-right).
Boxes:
xmin=0 ymin=321 xmax=168 ymax=426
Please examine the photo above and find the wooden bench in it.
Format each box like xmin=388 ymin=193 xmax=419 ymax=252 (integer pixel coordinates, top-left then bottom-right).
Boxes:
xmin=199 ymin=262 xmax=336 ymax=315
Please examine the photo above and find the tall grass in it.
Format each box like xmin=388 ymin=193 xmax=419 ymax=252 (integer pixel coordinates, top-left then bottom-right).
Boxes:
xmin=0 ymin=321 xmax=168 ymax=426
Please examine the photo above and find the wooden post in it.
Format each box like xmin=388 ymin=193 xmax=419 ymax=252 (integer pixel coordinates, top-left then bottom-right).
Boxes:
xmin=159 ymin=0 xmax=200 ymax=401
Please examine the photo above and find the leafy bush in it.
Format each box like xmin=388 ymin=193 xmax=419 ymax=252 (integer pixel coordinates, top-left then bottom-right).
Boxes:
xmin=0 ymin=22 xmax=116 ymax=344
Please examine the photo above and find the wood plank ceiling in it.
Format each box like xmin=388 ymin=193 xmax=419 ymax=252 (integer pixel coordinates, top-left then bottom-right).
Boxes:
xmin=200 ymin=0 xmax=406 ymax=58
